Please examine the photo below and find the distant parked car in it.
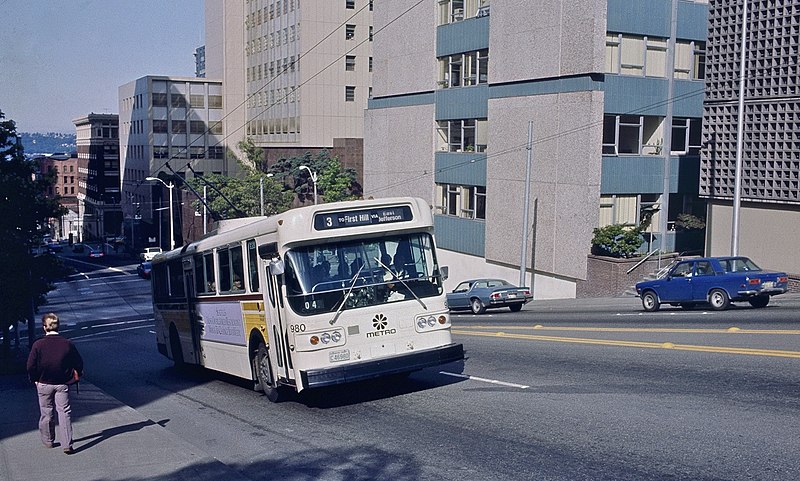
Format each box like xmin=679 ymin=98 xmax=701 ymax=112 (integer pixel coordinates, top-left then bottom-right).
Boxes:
xmin=140 ymin=247 xmax=163 ymax=261
xmin=447 ymin=278 xmax=533 ymax=314
xmin=87 ymin=246 xmax=105 ymax=259
xmin=635 ymin=256 xmax=789 ymax=312
xmin=47 ymin=242 xmax=63 ymax=253
xmin=136 ymin=261 xmax=152 ymax=279
xmin=72 ymin=243 xmax=85 ymax=253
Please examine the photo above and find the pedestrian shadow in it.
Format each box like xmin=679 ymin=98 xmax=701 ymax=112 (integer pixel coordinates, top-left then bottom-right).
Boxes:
xmin=72 ymin=418 xmax=169 ymax=453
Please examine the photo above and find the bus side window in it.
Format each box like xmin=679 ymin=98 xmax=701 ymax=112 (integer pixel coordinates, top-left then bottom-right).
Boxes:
xmin=218 ymin=248 xmax=232 ymax=292
xmin=231 ymin=245 xmax=244 ymax=292
xmin=204 ymin=253 xmax=215 ymax=293
xmin=194 ymin=254 xmax=205 ymax=294
xmin=247 ymin=240 xmax=259 ymax=292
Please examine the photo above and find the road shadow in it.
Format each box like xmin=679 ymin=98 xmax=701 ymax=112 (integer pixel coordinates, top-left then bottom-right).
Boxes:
xmin=72 ymin=418 xmax=169 ymax=453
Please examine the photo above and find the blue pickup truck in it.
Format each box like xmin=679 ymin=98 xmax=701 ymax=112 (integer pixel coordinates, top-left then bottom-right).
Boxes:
xmin=635 ymin=256 xmax=789 ymax=311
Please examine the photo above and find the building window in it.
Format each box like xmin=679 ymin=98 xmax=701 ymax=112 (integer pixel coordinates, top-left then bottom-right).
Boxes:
xmin=345 ymin=24 xmax=355 ymax=40
xmin=438 ymin=49 xmax=489 ymax=88
xmin=675 ymin=40 xmax=706 ymax=80
xmin=190 ymin=147 xmax=206 ymax=159
xmin=346 ymin=0 xmax=355 ymax=8
xmin=436 ymin=119 xmax=488 ymax=152
xmin=436 ymin=184 xmax=486 ymax=219
xmin=208 ymin=95 xmax=223 ymax=109
xmin=190 ymin=121 xmax=206 ymax=134
xmin=152 ymin=120 xmax=168 ymax=134
xmin=437 ymin=0 xmax=486 ymax=25
xmin=209 ymin=121 xmax=223 ymax=135
xmin=602 ymin=114 xmax=663 ymax=155
xmin=154 ymin=146 xmax=169 ymax=158
xmin=152 ymin=92 xmax=167 ymax=107
xmin=345 ymin=86 xmax=356 ymax=101
xmin=171 ymin=94 xmax=187 ymax=108
xmin=345 ymin=55 xmax=356 ymax=71
xmin=369 ymin=56 xmax=373 ymax=72
xmin=171 ymin=120 xmax=187 ymax=133
xmin=209 ymin=146 xmax=224 ymax=159
xmin=671 ymin=118 xmax=702 ymax=155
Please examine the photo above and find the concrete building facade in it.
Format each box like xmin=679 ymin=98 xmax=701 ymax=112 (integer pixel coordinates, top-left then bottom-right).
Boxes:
xmin=118 ymin=76 xmax=224 ymax=250
xmin=701 ymin=0 xmax=800 ymax=276
xmin=364 ymin=0 xmax=708 ymax=298
xmin=205 ymin=0 xmax=373 ymax=170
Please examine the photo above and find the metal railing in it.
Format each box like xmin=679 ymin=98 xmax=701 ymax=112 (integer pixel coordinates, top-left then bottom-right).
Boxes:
xmin=626 ymin=249 xmax=660 ymax=275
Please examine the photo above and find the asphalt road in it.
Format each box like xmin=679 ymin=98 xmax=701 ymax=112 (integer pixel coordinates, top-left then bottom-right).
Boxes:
xmin=42 ymin=259 xmax=800 ymax=480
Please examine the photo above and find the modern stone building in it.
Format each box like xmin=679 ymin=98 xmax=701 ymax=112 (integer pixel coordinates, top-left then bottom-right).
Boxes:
xmin=73 ymin=113 xmax=122 ymax=242
xmin=364 ymin=0 xmax=708 ymax=298
xmin=701 ymin=0 xmax=800 ymax=276
xmin=204 ymin=0 xmax=372 ymax=174
xmin=118 ymin=76 xmax=225 ymax=250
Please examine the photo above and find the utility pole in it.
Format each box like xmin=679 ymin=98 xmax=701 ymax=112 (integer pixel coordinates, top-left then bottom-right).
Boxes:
xmin=519 ymin=121 xmax=534 ymax=291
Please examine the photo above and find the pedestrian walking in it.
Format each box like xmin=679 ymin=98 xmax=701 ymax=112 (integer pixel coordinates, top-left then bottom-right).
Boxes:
xmin=26 ymin=312 xmax=84 ymax=454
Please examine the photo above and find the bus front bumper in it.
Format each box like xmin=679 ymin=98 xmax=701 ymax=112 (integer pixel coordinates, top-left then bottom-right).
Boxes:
xmin=300 ymin=343 xmax=464 ymax=389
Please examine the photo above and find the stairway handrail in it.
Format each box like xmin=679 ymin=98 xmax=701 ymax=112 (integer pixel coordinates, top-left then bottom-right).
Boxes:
xmin=626 ymin=249 xmax=660 ymax=275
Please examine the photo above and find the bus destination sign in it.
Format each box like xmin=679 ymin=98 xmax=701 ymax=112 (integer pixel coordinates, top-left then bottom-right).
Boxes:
xmin=314 ymin=206 xmax=413 ymax=230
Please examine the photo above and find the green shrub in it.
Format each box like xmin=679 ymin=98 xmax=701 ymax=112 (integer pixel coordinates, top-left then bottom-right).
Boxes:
xmin=591 ymin=224 xmax=644 ymax=258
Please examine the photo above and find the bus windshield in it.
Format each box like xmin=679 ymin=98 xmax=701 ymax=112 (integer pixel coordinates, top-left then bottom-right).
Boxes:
xmin=283 ymin=233 xmax=443 ymax=315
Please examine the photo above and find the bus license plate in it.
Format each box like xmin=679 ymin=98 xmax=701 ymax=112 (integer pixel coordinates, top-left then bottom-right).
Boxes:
xmin=329 ymin=349 xmax=350 ymax=363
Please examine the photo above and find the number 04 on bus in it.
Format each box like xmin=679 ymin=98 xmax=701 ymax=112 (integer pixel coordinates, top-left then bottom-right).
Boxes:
xmin=150 ymin=197 xmax=464 ymax=401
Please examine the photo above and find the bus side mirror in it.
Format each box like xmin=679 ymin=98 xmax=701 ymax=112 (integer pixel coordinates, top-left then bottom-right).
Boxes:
xmin=269 ymin=259 xmax=285 ymax=276
xmin=440 ymin=265 xmax=449 ymax=281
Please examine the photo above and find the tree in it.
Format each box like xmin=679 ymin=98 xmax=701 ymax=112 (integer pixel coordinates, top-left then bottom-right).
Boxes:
xmin=268 ymin=150 xmax=361 ymax=204
xmin=591 ymin=224 xmax=644 ymax=258
xmin=185 ymin=142 xmax=292 ymax=219
xmin=0 ymin=110 xmax=66 ymax=357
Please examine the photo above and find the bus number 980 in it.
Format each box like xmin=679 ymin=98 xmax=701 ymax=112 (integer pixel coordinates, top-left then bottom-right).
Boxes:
xmin=290 ymin=324 xmax=306 ymax=333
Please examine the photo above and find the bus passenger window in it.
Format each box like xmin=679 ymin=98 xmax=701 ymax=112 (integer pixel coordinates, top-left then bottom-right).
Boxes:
xmin=247 ymin=240 xmax=259 ymax=291
xmin=194 ymin=254 xmax=205 ymax=294
xmin=204 ymin=253 xmax=215 ymax=293
xmin=231 ymin=246 xmax=244 ymax=291
xmin=218 ymin=248 xmax=231 ymax=291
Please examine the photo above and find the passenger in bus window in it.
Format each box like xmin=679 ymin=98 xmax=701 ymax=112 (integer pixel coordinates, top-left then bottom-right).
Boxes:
xmin=207 ymin=281 xmax=216 ymax=293
xmin=386 ymin=281 xmax=406 ymax=302
xmin=233 ymin=277 xmax=243 ymax=291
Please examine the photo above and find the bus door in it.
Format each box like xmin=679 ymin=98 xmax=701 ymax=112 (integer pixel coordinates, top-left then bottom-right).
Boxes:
xmin=259 ymin=243 xmax=294 ymax=387
xmin=182 ymin=257 xmax=203 ymax=365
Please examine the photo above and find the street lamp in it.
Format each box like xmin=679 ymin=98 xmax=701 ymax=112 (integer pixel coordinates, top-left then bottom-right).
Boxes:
xmin=146 ymin=176 xmax=175 ymax=250
xmin=299 ymin=165 xmax=317 ymax=205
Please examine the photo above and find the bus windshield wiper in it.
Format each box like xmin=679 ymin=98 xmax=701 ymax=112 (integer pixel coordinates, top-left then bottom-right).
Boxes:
xmin=329 ymin=262 xmax=367 ymax=325
xmin=374 ymin=257 xmax=427 ymax=310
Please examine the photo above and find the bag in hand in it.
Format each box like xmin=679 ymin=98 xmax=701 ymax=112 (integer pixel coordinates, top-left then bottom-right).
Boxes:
xmin=66 ymin=369 xmax=80 ymax=385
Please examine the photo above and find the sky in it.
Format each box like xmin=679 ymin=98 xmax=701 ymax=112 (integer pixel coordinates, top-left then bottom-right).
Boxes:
xmin=0 ymin=0 xmax=205 ymax=133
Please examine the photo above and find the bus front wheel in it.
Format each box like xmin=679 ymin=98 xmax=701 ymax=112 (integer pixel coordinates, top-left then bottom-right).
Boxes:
xmin=254 ymin=343 xmax=287 ymax=403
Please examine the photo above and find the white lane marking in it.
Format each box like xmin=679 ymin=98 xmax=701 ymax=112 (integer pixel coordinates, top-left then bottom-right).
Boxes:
xmin=90 ymin=279 xmax=143 ymax=286
xmin=440 ymin=371 xmax=529 ymax=389
xmin=70 ymin=325 xmax=151 ymax=340
xmin=78 ymin=319 xmax=154 ymax=330
xmin=614 ymin=311 xmax=711 ymax=316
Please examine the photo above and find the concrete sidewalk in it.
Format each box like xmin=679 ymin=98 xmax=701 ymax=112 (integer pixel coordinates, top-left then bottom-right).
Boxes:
xmin=0 ymin=373 xmax=249 ymax=481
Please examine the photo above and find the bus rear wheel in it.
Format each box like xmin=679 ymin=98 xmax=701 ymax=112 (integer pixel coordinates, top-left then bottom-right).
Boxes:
xmin=254 ymin=343 xmax=287 ymax=403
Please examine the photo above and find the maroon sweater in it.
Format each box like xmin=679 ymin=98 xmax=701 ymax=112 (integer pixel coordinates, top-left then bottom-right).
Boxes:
xmin=26 ymin=334 xmax=84 ymax=385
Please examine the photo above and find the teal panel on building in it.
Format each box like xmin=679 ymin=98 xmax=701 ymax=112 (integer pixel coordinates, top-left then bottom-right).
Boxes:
xmin=608 ymin=0 xmax=707 ymax=41
xmin=368 ymin=91 xmax=434 ymax=110
xmin=604 ymin=76 xmax=704 ymax=118
xmin=435 ymin=85 xmax=489 ymax=120
xmin=434 ymin=215 xmax=485 ymax=257
xmin=607 ymin=0 xmax=670 ymax=37
xmin=436 ymin=16 xmax=489 ymax=57
xmin=490 ymin=74 xmax=603 ymax=99
xmin=435 ymin=152 xmax=486 ymax=186
xmin=601 ymin=155 xmax=699 ymax=194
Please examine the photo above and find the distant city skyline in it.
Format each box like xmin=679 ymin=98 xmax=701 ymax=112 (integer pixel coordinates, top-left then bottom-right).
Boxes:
xmin=0 ymin=0 xmax=204 ymax=133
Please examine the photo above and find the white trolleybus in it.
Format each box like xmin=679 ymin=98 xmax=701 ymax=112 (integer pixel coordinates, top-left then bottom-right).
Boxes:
xmin=151 ymin=197 xmax=464 ymax=401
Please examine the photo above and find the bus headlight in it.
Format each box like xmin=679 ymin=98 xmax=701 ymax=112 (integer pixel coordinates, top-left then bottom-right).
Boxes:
xmin=415 ymin=312 xmax=450 ymax=332
xmin=331 ymin=331 xmax=342 ymax=342
xmin=427 ymin=316 xmax=437 ymax=327
xmin=321 ymin=332 xmax=331 ymax=344
xmin=417 ymin=317 xmax=427 ymax=329
xmin=296 ymin=328 xmax=346 ymax=352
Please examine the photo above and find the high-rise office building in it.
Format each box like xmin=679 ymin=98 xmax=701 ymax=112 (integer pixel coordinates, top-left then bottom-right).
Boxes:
xmin=205 ymin=0 xmax=372 ymax=171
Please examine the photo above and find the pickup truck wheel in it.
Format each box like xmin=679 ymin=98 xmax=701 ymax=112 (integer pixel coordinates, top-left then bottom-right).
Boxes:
xmin=641 ymin=291 xmax=660 ymax=312
xmin=508 ymin=304 xmax=523 ymax=312
xmin=470 ymin=298 xmax=486 ymax=315
xmin=708 ymin=289 xmax=730 ymax=310
xmin=748 ymin=295 xmax=769 ymax=308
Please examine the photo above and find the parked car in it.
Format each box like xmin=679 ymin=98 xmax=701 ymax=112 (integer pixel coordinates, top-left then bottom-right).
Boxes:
xmin=87 ymin=246 xmax=105 ymax=259
xmin=140 ymin=247 xmax=163 ymax=261
xmin=136 ymin=261 xmax=152 ymax=279
xmin=447 ymin=278 xmax=533 ymax=314
xmin=72 ymin=243 xmax=85 ymax=253
xmin=47 ymin=241 xmax=63 ymax=253
xmin=635 ymin=256 xmax=789 ymax=312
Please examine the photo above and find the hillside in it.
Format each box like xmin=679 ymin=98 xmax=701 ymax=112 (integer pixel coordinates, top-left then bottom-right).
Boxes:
xmin=19 ymin=132 xmax=76 ymax=156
